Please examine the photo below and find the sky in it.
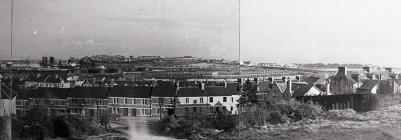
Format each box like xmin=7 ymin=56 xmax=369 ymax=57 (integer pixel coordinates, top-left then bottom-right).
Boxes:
xmin=1 ymin=0 xmax=401 ymax=67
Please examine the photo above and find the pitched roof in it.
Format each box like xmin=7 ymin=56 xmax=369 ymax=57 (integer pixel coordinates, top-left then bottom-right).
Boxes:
xmin=274 ymin=82 xmax=287 ymax=93
xmin=359 ymin=80 xmax=379 ymax=90
xmin=108 ymin=86 xmax=152 ymax=98
xmin=152 ymin=86 xmax=176 ymax=97
xmin=15 ymin=88 xmax=31 ymax=100
xmin=258 ymin=81 xmax=272 ymax=92
xmin=315 ymin=84 xmax=327 ymax=92
xmin=293 ymin=85 xmax=315 ymax=97
xmin=34 ymin=87 xmax=70 ymax=99
xmin=44 ymin=75 xmax=64 ymax=83
xmin=69 ymin=87 xmax=109 ymax=98
xmin=329 ymin=74 xmax=357 ymax=84
xmin=177 ymin=86 xmax=237 ymax=97
xmin=177 ymin=87 xmax=203 ymax=97
xmin=304 ymin=76 xmax=326 ymax=85
xmin=205 ymin=86 xmax=238 ymax=96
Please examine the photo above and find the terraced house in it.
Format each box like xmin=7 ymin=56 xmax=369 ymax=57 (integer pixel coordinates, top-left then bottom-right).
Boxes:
xmin=67 ymin=87 xmax=109 ymax=116
xmin=108 ymin=86 xmax=152 ymax=117
xmin=176 ymin=83 xmax=240 ymax=116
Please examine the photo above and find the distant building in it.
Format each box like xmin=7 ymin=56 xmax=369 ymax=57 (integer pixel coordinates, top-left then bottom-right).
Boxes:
xmin=25 ymin=74 xmax=70 ymax=88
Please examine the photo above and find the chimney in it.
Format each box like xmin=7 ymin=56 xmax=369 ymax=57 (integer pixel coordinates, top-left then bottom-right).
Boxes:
xmin=224 ymin=80 xmax=227 ymax=88
xmin=326 ymin=79 xmax=331 ymax=95
xmin=286 ymin=77 xmax=292 ymax=95
xmin=363 ymin=67 xmax=371 ymax=73
xmin=338 ymin=67 xmax=347 ymax=75
xmin=282 ymin=76 xmax=288 ymax=83
xmin=254 ymin=78 xmax=258 ymax=84
xmin=385 ymin=68 xmax=393 ymax=74
xmin=200 ymin=83 xmax=205 ymax=90
xmin=268 ymin=77 xmax=274 ymax=83
xmin=379 ymin=74 xmax=382 ymax=81
xmin=176 ymin=81 xmax=180 ymax=91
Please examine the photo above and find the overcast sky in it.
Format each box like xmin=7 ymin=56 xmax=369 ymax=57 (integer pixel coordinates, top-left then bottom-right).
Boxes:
xmin=1 ymin=0 xmax=401 ymax=67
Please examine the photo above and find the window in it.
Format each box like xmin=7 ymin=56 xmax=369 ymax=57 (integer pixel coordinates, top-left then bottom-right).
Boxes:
xmin=230 ymin=106 xmax=233 ymax=111
xmin=231 ymin=97 xmax=234 ymax=103
xmin=209 ymin=97 xmax=213 ymax=103
xmin=193 ymin=100 xmax=197 ymax=104
xmin=223 ymin=97 xmax=227 ymax=102
xmin=200 ymin=98 xmax=204 ymax=103
xmin=125 ymin=98 xmax=128 ymax=104
xmin=186 ymin=98 xmax=189 ymax=103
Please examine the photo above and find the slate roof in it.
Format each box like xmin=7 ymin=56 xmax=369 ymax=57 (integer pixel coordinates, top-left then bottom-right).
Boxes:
xmin=329 ymin=74 xmax=357 ymax=84
xmin=108 ymin=86 xmax=152 ymax=98
xmin=177 ymin=87 xmax=203 ymax=97
xmin=315 ymin=84 xmax=328 ymax=92
xmin=258 ymin=81 xmax=272 ymax=92
xmin=359 ymin=80 xmax=379 ymax=90
xmin=293 ymin=85 xmax=315 ymax=97
xmin=0 ymin=84 xmax=18 ymax=99
xmin=177 ymin=86 xmax=237 ymax=97
xmin=14 ymin=88 xmax=31 ymax=100
xmin=274 ymin=82 xmax=287 ymax=93
xmin=152 ymin=86 xmax=176 ymax=97
xmin=44 ymin=75 xmax=64 ymax=83
xmin=34 ymin=87 xmax=70 ymax=99
xmin=304 ymin=76 xmax=326 ymax=85
xmin=69 ymin=87 xmax=109 ymax=98
xmin=205 ymin=86 xmax=238 ymax=96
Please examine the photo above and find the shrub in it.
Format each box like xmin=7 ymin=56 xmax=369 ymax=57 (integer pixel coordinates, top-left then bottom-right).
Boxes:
xmin=238 ymin=99 xmax=324 ymax=127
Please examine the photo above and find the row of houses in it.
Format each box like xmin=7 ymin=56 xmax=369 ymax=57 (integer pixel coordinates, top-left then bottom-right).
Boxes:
xmin=14 ymin=84 xmax=240 ymax=117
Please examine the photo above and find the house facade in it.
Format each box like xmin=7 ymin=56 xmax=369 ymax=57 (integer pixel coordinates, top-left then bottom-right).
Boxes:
xmin=108 ymin=86 xmax=151 ymax=117
xmin=67 ymin=87 xmax=109 ymax=116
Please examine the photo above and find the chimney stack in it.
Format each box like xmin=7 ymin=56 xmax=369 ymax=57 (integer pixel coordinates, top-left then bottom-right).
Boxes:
xmin=176 ymin=81 xmax=180 ymax=91
xmin=286 ymin=77 xmax=292 ymax=95
xmin=268 ymin=77 xmax=274 ymax=83
xmin=326 ymin=79 xmax=331 ymax=95
xmin=282 ymin=76 xmax=288 ymax=83
xmin=363 ymin=67 xmax=371 ymax=73
xmin=338 ymin=67 xmax=347 ymax=75
xmin=200 ymin=83 xmax=205 ymax=90
xmin=224 ymin=80 xmax=227 ymax=88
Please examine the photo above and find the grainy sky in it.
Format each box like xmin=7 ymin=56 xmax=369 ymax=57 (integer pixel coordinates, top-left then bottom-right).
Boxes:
xmin=1 ymin=0 xmax=401 ymax=67
xmin=0 ymin=0 xmax=239 ymax=60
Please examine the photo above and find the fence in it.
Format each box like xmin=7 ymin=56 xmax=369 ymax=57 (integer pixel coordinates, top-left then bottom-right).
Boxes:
xmin=295 ymin=94 xmax=378 ymax=112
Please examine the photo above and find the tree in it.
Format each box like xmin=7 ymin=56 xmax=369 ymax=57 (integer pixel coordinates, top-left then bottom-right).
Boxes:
xmin=239 ymin=79 xmax=258 ymax=105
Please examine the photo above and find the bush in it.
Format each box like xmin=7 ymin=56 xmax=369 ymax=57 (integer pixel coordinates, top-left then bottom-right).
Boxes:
xmin=238 ymin=99 xmax=323 ymax=127
xmin=155 ymin=113 xmax=236 ymax=138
